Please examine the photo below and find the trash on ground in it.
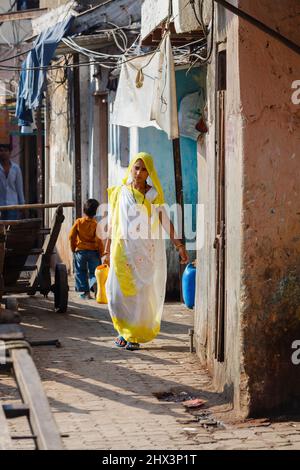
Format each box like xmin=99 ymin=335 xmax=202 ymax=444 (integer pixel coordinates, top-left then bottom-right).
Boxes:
xmin=182 ymin=398 xmax=206 ymax=409
xmin=183 ymin=427 xmax=198 ymax=433
xmin=153 ymin=389 xmax=193 ymax=403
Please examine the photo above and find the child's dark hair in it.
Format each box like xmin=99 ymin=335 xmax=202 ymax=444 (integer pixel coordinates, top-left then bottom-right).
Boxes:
xmin=84 ymin=199 xmax=99 ymax=217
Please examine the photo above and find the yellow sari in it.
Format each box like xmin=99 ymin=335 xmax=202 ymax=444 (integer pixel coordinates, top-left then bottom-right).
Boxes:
xmin=106 ymin=153 xmax=167 ymax=343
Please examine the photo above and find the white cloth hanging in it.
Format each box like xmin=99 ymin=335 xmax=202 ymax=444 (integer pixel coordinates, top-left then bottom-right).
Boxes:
xmin=111 ymin=32 xmax=179 ymax=140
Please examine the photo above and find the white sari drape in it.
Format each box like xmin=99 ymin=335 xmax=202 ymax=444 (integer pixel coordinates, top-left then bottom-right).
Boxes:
xmin=106 ymin=185 xmax=167 ymax=343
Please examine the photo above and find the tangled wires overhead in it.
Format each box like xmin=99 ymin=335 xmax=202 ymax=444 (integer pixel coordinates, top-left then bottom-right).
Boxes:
xmin=189 ymin=0 xmax=215 ymax=67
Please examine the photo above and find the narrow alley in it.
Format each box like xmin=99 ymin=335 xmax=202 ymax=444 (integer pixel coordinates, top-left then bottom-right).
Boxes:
xmin=0 ymin=0 xmax=300 ymax=457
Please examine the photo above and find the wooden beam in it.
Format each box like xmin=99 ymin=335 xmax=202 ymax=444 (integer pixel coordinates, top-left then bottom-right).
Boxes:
xmin=142 ymin=22 xmax=205 ymax=47
xmin=11 ymin=348 xmax=63 ymax=450
xmin=0 ymin=405 xmax=12 ymax=450
xmin=0 ymin=202 xmax=74 ymax=212
xmin=0 ymin=9 xmax=48 ymax=23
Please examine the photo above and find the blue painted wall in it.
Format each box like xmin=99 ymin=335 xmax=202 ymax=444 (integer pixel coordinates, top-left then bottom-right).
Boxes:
xmin=138 ymin=67 xmax=205 ymax=297
xmin=138 ymin=67 xmax=204 ymax=234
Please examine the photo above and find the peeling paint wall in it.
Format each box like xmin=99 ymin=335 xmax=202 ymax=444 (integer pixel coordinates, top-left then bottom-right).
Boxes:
xmin=47 ymin=57 xmax=93 ymax=272
xmin=239 ymin=0 xmax=300 ymax=415
xmin=47 ymin=68 xmax=74 ymax=271
xmin=141 ymin=0 xmax=169 ymax=40
xmin=195 ymin=5 xmax=244 ymax=410
xmin=196 ymin=0 xmax=300 ymax=417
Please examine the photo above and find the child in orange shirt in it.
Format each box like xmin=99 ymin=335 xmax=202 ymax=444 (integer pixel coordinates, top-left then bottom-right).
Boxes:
xmin=69 ymin=199 xmax=104 ymax=299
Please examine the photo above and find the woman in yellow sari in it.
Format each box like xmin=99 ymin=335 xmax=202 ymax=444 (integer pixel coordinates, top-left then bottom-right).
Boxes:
xmin=103 ymin=153 xmax=188 ymax=350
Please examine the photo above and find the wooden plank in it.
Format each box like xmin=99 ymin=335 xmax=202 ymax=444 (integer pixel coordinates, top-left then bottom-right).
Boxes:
xmin=0 ymin=8 xmax=48 ymax=23
xmin=0 ymin=405 xmax=12 ymax=450
xmin=3 ymin=219 xmax=42 ymax=287
xmin=142 ymin=21 xmax=204 ymax=46
xmin=6 ymin=248 xmax=43 ymax=256
xmin=0 ymin=202 xmax=74 ymax=212
xmin=0 ymin=324 xmax=24 ymax=341
xmin=11 ymin=349 xmax=63 ymax=450
xmin=30 ymin=206 xmax=65 ymax=290
xmin=4 ymin=265 xmax=37 ymax=272
xmin=4 ymin=287 xmax=30 ymax=294
xmin=0 ymin=218 xmax=41 ymax=226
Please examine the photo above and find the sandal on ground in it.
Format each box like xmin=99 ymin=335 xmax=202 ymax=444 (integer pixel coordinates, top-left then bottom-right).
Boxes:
xmin=125 ymin=342 xmax=140 ymax=351
xmin=114 ymin=336 xmax=127 ymax=348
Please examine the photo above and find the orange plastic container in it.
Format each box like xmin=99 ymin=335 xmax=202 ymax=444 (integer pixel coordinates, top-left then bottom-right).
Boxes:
xmin=95 ymin=264 xmax=109 ymax=304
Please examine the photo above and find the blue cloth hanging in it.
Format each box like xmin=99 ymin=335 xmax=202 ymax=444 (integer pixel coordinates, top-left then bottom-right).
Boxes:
xmin=16 ymin=16 xmax=74 ymax=128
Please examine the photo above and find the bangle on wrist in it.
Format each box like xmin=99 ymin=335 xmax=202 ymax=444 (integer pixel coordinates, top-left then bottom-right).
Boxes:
xmin=102 ymin=251 xmax=110 ymax=256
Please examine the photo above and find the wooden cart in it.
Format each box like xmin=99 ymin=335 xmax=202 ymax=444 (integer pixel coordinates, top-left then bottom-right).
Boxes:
xmin=0 ymin=324 xmax=63 ymax=450
xmin=0 ymin=203 xmax=74 ymax=314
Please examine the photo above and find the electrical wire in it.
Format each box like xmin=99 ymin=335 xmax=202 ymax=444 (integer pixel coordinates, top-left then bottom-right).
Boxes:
xmin=0 ymin=0 xmax=209 ymax=74
xmin=0 ymin=48 xmax=32 ymax=63
xmin=188 ymin=0 xmax=214 ymax=68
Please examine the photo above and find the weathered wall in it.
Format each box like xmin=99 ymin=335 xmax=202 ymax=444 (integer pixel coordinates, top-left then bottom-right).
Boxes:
xmin=195 ymin=5 xmax=244 ymax=411
xmin=79 ymin=60 xmax=90 ymax=205
xmin=239 ymin=0 xmax=300 ymax=415
xmin=141 ymin=0 xmax=169 ymax=40
xmin=196 ymin=0 xmax=300 ymax=417
xmin=0 ymin=0 xmax=32 ymax=46
xmin=47 ymin=68 xmax=74 ymax=271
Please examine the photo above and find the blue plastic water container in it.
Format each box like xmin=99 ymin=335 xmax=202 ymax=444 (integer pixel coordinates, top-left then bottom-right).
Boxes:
xmin=182 ymin=263 xmax=196 ymax=309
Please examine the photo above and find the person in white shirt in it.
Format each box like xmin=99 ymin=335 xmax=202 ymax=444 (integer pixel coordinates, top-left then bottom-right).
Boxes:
xmin=0 ymin=143 xmax=25 ymax=220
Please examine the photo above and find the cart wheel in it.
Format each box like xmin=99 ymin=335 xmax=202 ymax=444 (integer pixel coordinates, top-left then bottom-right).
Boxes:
xmin=5 ymin=297 xmax=19 ymax=312
xmin=54 ymin=264 xmax=69 ymax=313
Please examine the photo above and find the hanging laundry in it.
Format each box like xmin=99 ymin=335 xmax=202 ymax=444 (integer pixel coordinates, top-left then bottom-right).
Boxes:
xmin=111 ymin=32 xmax=179 ymax=140
xmin=16 ymin=16 xmax=74 ymax=130
xmin=178 ymin=90 xmax=205 ymax=141
xmin=151 ymin=32 xmax=179 ymax=140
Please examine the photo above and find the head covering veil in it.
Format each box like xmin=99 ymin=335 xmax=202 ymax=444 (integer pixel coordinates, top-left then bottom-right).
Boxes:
xmin=122 ymin=152 xmax=165 ymax=206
